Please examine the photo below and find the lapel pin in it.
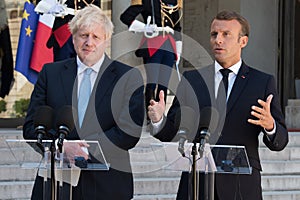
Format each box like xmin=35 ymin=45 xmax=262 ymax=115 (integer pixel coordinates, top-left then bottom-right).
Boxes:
xmin=241 ymin=75 xmax=245 ymax=79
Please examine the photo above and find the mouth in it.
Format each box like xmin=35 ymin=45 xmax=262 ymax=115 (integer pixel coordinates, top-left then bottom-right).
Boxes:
xmin=83 ymin=48 xmax=93 ymax=53
xmin=213 ymin=47 xmax=224 ymax=53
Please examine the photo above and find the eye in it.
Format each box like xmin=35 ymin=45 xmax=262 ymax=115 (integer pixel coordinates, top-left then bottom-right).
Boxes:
xmin=80 ymin=33 xmax=88 ymax=38
xmin=93 ymin=35 xmax=100 ymax=40
xmin=223 ymin=32 xmax=230 ymax=37
xmin=210 ymin=32 xmax=217 ymax=38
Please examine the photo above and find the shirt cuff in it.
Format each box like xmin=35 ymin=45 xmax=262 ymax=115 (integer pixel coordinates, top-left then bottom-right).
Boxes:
xmin=151 ymin=116 xmax=164 ymax=134
xmin=264 ymin=120 xmax=276 ymax=135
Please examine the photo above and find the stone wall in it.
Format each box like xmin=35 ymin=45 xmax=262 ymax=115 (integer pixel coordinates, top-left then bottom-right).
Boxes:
xmin=285 ymin=99 xmax=300 ymax=130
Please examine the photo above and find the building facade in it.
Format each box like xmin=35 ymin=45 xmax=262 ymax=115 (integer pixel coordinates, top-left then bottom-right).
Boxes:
xmin=1 ymin=0 xmax=299 ymax=118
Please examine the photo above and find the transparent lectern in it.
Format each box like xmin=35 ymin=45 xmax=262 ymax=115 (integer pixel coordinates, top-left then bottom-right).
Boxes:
xmin=151 ymin=142 xmax=252 ymax=200
xmin=5 ymin=139 xmax=109 ymax=200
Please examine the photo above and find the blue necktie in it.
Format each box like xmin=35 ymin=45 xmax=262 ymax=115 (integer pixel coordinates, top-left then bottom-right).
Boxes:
xmin=78 ymin=68 xmax=93 ymax=127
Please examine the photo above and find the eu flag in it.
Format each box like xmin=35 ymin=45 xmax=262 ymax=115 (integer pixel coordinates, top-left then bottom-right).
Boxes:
xmin=15 ymin=0 xmax=39 ymax=84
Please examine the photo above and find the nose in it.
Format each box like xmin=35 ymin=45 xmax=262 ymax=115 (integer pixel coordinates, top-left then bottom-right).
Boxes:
xmin=214 ymin=34 xmax=223 ymax=44
xmin=84 ymin=36 xmax=93 ymax=46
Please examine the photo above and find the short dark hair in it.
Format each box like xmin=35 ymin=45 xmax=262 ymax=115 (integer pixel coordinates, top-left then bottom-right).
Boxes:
xmin=213 ymin=10 xmax=250 ymax=37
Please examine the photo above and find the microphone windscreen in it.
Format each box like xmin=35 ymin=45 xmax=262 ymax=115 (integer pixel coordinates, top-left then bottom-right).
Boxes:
xmin=199 ymin=107 xmax=212 ymax=129
xmin=175 ymin=106 xmax=197 ymax=133
xmin=55 ymin=105 xmax=75 ymax=131
xmin=33 ymin=105 xmax=53 ymax=131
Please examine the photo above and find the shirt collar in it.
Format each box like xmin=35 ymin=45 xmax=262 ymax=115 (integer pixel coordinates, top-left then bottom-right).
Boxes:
xmin=214 ymin=59 xmax=242 ymax=76
xmin=77 ymin=54 xmax=105 ymax=74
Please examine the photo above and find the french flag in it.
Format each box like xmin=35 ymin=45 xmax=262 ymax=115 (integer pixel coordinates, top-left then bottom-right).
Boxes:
xmin=30 ymin=13 xmax=55 ymax=72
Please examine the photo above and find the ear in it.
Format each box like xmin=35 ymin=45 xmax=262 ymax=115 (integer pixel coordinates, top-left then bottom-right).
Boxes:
xmin=104 ymin=38 xmax=111 ymax=49
xmin=240 ymin=36 xmax=248 ymax=48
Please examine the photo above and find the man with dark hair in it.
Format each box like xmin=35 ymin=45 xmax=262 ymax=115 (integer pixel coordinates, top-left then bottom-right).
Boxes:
xmin=148 ymin=10 xmax=288 ymax=200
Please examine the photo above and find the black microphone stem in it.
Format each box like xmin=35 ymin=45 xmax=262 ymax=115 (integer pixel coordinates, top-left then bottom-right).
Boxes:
xmin=50 ymin=138 xmax=56 ymax=200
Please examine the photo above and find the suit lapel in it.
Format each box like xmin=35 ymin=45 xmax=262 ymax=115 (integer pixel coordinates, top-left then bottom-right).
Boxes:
xmin=199 ymin=65 xmax=216 ymax=107
xmin=61 ymin=58 xmax=77 ymax=105
xmin=81 ymin=56 xmax=117 ymax=129
xmin=93 ymin=56 xmax=116 ymax=104
xmin=226 ymin=62 xmax=250 ymax=113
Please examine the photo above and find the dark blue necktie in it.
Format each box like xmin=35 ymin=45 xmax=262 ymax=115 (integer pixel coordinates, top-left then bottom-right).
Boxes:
xmin=218 ymin=68 xmax=232 ymax=99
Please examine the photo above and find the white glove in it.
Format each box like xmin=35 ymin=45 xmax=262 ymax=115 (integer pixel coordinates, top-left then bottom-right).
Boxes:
xmin=176 ymin=41 xmax=182 ymax=66
xmin=144 ymin=24 xmax=156 ymax=33
xmin=129 ymin=20 xmax=146 ymax=32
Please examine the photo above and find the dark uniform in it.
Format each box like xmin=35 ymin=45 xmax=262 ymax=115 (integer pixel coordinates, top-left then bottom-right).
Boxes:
xmin=120 ymin=0 xmax=182 ymax=118
xmin=0 ymin=0 xmax=14 ymax=98
xmin=45 ymin=0 xmax=100 ymax=61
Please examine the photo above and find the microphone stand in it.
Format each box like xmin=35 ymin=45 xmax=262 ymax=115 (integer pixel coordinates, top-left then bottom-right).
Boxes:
xmin=198 ymin=143 xmax=215 ymax=200
xmin=191 ymin=140 xmax=198 ymax=200
xmin=50 ymin=138 xmax=56 ymax=200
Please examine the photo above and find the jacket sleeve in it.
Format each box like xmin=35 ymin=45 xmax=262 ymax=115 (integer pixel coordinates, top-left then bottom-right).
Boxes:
xmin=262 ymin=75 xmax=289 ymax=151
xmin=120 ymin=5 xmax=144 ymax=27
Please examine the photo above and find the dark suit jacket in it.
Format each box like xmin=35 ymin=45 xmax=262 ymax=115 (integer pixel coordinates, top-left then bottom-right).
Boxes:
xmin=154 ymin=62 xmax=289 ymax=200
xmin=23 ymin=56 xmax=144 ymax=200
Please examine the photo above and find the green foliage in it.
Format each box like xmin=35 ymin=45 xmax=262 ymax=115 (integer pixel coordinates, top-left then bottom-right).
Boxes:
xmin=0 ymin=100 xmax=7 ymax=113
xmin=13 ymin=98 xmax=30 ymax=117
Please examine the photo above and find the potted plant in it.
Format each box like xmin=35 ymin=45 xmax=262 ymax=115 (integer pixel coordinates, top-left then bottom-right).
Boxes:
xmin=0 ymin=99 xmax=7 ymax=114
xmin=0 ymin=98 xmax=29 ymax=128
xmin=13 ymin=98 xmax=30 ymax=118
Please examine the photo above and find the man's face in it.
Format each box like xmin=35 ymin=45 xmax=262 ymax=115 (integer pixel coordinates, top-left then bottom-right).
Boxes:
xmin=73 ymin=24 xmax=108 ymax=66
xmin=210 ymin=19 xmax=248 ymax=68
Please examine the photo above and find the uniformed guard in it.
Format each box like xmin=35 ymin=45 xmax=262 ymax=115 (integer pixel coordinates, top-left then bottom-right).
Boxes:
xmin=0 ymin=0 xmax=14 ymax=98
xmin=120 ymin=0 xmax=183 ymax=124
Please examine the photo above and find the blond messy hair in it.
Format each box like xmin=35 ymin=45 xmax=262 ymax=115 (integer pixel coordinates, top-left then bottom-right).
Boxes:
xmin=69 ymin=5 xmax=114 ymax=39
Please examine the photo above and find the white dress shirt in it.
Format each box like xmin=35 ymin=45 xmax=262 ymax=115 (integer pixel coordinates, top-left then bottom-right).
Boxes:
xmin=76 ymin=55 xmax=105 ymax=96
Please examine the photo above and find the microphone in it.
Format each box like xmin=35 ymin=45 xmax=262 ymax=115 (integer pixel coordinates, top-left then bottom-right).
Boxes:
xmin=198 ymin=107 xmax=212 ymax=158
xmin=33 ymin=106 xmax=54 ymax=152
xmin=175 ymin=106 xmax=196 ymax=157
xmin=55 ymin=105 xmax=75 ymax=153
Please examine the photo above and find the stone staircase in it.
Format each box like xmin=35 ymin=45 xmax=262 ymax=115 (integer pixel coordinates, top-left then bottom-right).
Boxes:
xmin=0 ymin=128 xmax=300 ymax=200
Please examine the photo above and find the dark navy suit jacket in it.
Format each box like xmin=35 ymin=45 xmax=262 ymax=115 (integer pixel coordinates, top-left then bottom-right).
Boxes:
xmin=23 ymin=55 xmax=144 ymax=200
xmin=154 ymin=62 xmax=288 ymax=200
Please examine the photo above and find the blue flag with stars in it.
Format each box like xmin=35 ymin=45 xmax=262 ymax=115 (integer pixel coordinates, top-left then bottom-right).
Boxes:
xmin=15 ymin=0 xmax=39 ymax=84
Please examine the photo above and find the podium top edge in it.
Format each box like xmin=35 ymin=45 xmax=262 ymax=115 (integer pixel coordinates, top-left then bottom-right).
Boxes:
xmin=5 ymin=139 xmax=99 ymax=143
xmin=150 ymin=142 xmax=246 ymax=149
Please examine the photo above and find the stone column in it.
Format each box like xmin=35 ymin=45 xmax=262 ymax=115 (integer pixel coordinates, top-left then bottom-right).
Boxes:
xmin=111 ymin=0 xmax=143 ymax=68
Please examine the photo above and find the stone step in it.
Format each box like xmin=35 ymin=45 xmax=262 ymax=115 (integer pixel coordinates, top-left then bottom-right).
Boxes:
xmin=261 ymin=160 xmax=300 ymax=175
xmin=133 ymin=192 xmax=300 ymax=200
xmin=262 ymin=175 xmax=300 ymax=191
xmin=132 ymin=160 xmax=300 ymax=178
xmin=0 ymin=181 xmax=33 ymax=200
xmin=262 ymin=191 xmax=300 ymax=200
xmin=0 ymin=147 xmax=42 ymax=165
xmin=132 ymin=162 xmax=182 ymax=178
xmin=259 ymin=146 xmax=300 ymax=161
xmin=133 ymin=175 xmax=300 ymax=195
xmin=0 ymin=165 xmax=36 ymax=181
xmin=134 ymin=177 xmax=180 ymax=195
xmin=133 ymin=194 xmax=176 ymax=200
xmin=0 ymin=176 xmax=299 ymax=200
xmin=134 ymin=175 xmax=300 ymax=199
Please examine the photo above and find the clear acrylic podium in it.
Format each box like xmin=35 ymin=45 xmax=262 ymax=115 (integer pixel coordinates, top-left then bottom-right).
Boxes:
xmin=5 ymin=139 xmax=109 ymax=200
xmin=151 ymin=142 xmax=252 ymax=200
xmin=150 ymin=142 xmax=252 ymax=174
